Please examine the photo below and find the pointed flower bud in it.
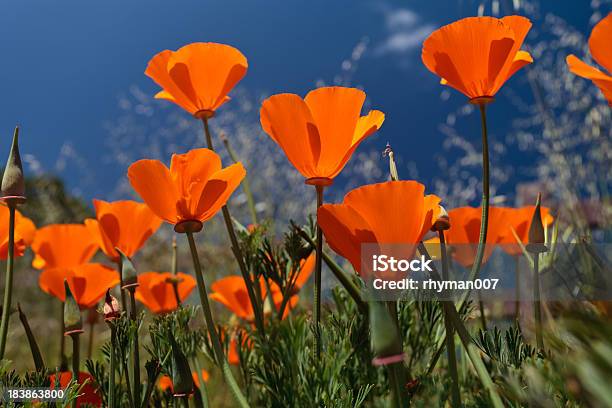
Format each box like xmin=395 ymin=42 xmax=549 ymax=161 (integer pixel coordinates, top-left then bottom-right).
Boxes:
xmin=431 ymin=205 xmax=450 ymax=231
xmin=527 ymin=193 xmax=548 ymax=254
xmin=117 ymin=249 xmax=139 ymax=290
xmin=63 ymin=281 xmax=83 ymax=336
xmin=103 ymin=289 xmax=120 ymax=321
xmin=169 ymin=334 xmax=194 ymax=397
xmin=369 ymin=301 xmax=404 ymax=366
xmin=1 ymin=127 xmax=26 ymax=205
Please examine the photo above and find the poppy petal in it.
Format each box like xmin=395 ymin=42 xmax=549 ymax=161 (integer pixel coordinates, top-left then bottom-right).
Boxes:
xmin=128 ymin=159 xmax=179 ymax=223
xmin=589 ymin=13 xmax=612 ymax=73
xmin=196 ymin=163 xmax=246 ymax=222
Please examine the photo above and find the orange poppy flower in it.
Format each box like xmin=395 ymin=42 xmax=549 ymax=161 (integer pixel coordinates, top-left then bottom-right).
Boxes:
xmin=50 ymin=372 xmax=101 ymax=407
xmin=292 ymin=253 xmax=315 ymax=292
xmin=128 ymin=148 xmax=245 ymax=232
xmin=317 ymin=181 xmax=441 ymax=276
xmin=146 ymin=42 xmax=248 ymax=118
xmin=567 ymin=13 xmax=612 ymax=105
xmin=85 ymin=199 xmax=162 ymax=262
xmin=0 ymin=204 xmax=35 ymax=260
xmin=444 ymin=207 xmax=510 ymax=267
xmin=31 ymin=224 xmax=99 ymax=270
xmin=422 ymin=16 xmax=533 ymax=101
xmin=210 ymin=276 xmax=268 ymax=321
xmin=158 ymin=369 xmax=210 ymax=392
xmin=498 ymin=206 xmax=554 ymax=256
xmin=135 ymin=272 xmax=197 ymax=314
xmin=260 ymin=86 xmax=385 ymax=186
xmin=39 ymin=263 xmax=120 ymax=309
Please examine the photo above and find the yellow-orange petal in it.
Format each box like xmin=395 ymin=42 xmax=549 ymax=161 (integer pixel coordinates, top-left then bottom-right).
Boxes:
xmin=31 ymin=224 xmax=99 ymax=270
xmin=210 ymin=276 xmax=256 ymax=320
xmin=195 ymin=162 xmax=246 ymax=223
xmin=567 ymin=55 xmax=612 ymax=105
xmin=260 ymin=93 xmax=320 ymax=178
xmin=589 ymin=13 xmax=612 ymax=74
xmin=128 ymin=159 xmax=179 ymax=224
xmin=135 ymin=272 xmax=196 ymax=314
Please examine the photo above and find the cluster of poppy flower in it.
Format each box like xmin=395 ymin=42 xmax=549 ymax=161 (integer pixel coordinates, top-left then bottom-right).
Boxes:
xmin=1 ymin=12 xmax=609 ymax=407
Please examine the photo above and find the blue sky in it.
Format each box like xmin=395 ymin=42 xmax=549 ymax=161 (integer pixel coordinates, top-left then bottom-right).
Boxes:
xmin=0 ymin=0 xmax=599 ymax=200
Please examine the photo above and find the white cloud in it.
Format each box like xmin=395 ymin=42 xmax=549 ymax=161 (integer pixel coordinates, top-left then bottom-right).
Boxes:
xmin=374 ymin=6 xmax=434 ymax=56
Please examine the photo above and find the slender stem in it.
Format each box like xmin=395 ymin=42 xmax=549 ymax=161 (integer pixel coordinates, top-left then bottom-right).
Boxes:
xmin=221 ymin=134 xmax=258 ymax=226
xmin=117 ymin=261 xmax=127 ymax=310
xmin=122 ymin=356 xmax=134 ymax=408
xmin=533 ymin=255 xmax=544 ymax=350
xmin=202 ymin=118 xmax=265 ymax=335
xmin=186 ymin=232 xmax=250 ymax=408
xmin=387 ymin=362 xmax=403 ymax=408
xmin=293 ymin=223 xmax=367 ymax=314
xmin=439 ymin=232 xmax=461 ymax=407
xmin=0 ymin=205 xmax=15 ymax=358
xmin=171 ymin=236 xmax=182 ymax=307
xmin=71 ymin=334 xmax=80 ymax=408
xmin=463 ymin=104 xmax=491 ymax=296
xmin=313 ymin=185 xmax=324 ymax=360
xmin=419 ymin=243 xmax=503 ymax=408
xmin=478 ymin=294 xmax=487 ymax=331
xmin=87 ymin=320 xmax=95 ymax=360
xmin=193 ymin=357 xmax=209 ymax=408
xmin=514 ymin=256 xmax=521 ymax=324
xmin=181 ymin=397 xmax=189 ymax=408
xmin=59 ymin=301 xmax=66 ymax=369
xmin=108 ymin=325 xmax=116 ymax=408
xmin=129 ymin=289 xmax=141 ymax=406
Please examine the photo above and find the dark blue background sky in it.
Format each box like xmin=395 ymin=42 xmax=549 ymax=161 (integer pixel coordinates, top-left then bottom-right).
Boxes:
xmin=0 ymin=0 xmax=597 ymax=199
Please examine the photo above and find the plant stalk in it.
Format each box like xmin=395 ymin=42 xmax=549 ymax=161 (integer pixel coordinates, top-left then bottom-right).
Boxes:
xmin=313 ymin=185 xmax=324 ymax=360
xmin=129 ymin=289 xmax=141 ymax=406
xmin=0 ymin=205 xmax=16 ymax=358
xmin=514 ymin=256 xmax=521 ymax=324
xmin=117 ymin=260 xmax=127 ymax=311
xmin=70 ymin=333 xmax=80 ymax=408
xmin=193 ymin=357 xmax=209 ymax=408
xmin=171 ymin=236 xmax=182 ymax=307
xmin=439 ymin=232 xmax=461 ymax=407
xmin=108 ymin=325 xmax=116 ymax=408
xmin=201 ymin=118 xmax=264 ymax=335
xmin=87 ymin=320 xmax=95 ymax=360
xmin=186 ymin=231 xmax=250 ymax=408
xmin=533 ymin=255 xmax=544 ymax=350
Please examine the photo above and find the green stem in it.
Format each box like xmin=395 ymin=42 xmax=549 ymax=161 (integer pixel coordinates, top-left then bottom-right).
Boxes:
xmin=129 ymin=289 xmax=141 ymax=406
xmin=313 ymin=185 xmax=324 ymax=360
xmin=193 ymin=357 xmax=209 ymax=408
xmin=17 ymin=303 xmax=45 ymax=371
xmin=0 ymin=205 xmax=15 ymax=358
xmin=387 ymin=362 xmax=404 ymax=408
xmin=221 ymin=134 xmax=258 ymax=226
xmin=533 ymin=255 xmax=544 ymax=350
xmin=514 ymin=256 xmax=521 ymax=325
xmin=419 ymin=243 xmax=503 ymax=408
xmin=293 ymin=223 xmax=367 ymax=314
xmin=478 ymin=294 xmax=487 ymax=331
xmin=71 ymin=334 xmax=80 ymax=408
xmin=59 ymin=301 xmax=66 ymax=370
xmin=87 ymin=320 xmax=95 ymax=360
xmin=202 ymin=118 xmax=265 ymax=336
xmin=186 ymin=232 xmax=250 ymax=408
xmin=109 ymin=325 xmax=116 ymax=408
xmin=439 ymin=232 xmax=461 ymax=407
xmin=171 ymin=236 xmax=182 ymax=307
xmin=117 ymin=261 xmax=127 ymax=311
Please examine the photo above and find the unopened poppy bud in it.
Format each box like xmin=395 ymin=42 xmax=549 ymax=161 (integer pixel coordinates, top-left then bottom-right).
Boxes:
xmin=527 ymin=193 xmax=548 ymax=254
xmin=117 ymin=249 xmax=139 ymax=290
xmin=103 ymin=289 xmax=120 ymax=321
xmin=369 ymin=301 xmax=404 ymax=366
xmin=63 ymin=281 xmax=83 ymax=336
xmin=431 ymin=205 xmax=450 ymax=231
xmin=1 ymin=127 xmax=26 ymax=204
xmin=169 ymin=335 xmax=194 ymax=397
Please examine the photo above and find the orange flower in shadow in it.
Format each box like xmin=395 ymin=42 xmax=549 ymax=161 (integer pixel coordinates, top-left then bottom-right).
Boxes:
xmin=444 ymin=207 xmax=509 ymax=268
xmin=158 ymin=369 xmax=210 ymax=392
xmin=210 ymin=276 xmax=268 ymax=321
xmin=260 ymin=86 xmax=384 ymax=186
xmin=499 ymin=206 xmax=554 ymax=256
xmin=291 ymin=253 xmax=315 ymax=293
xmin=0 ymin=204 xmax=35 ymax=260
xmin=31 ymin=224 xmax=99 ymax=270
xmin=146 ymin=42 xmax=248 ymax=118
xmin=567 ymin=13 xmax=612 ymax=105
xmin=317 ymin=181 xmax=441 ymax=277
xmin=85 ymin=199 xmax=162 ymax=262
xmin=50 ymin=372 xmax=101 ymax=407
xmin=39 ymin=263 xmax=120 ymax=309
xmin=422 ymin=16 xmax=533 ymax=101
xmin=135 ymin=272 xmax=196 ymax=314
xmin=128 ymin=148 xmax=245 ymax=232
